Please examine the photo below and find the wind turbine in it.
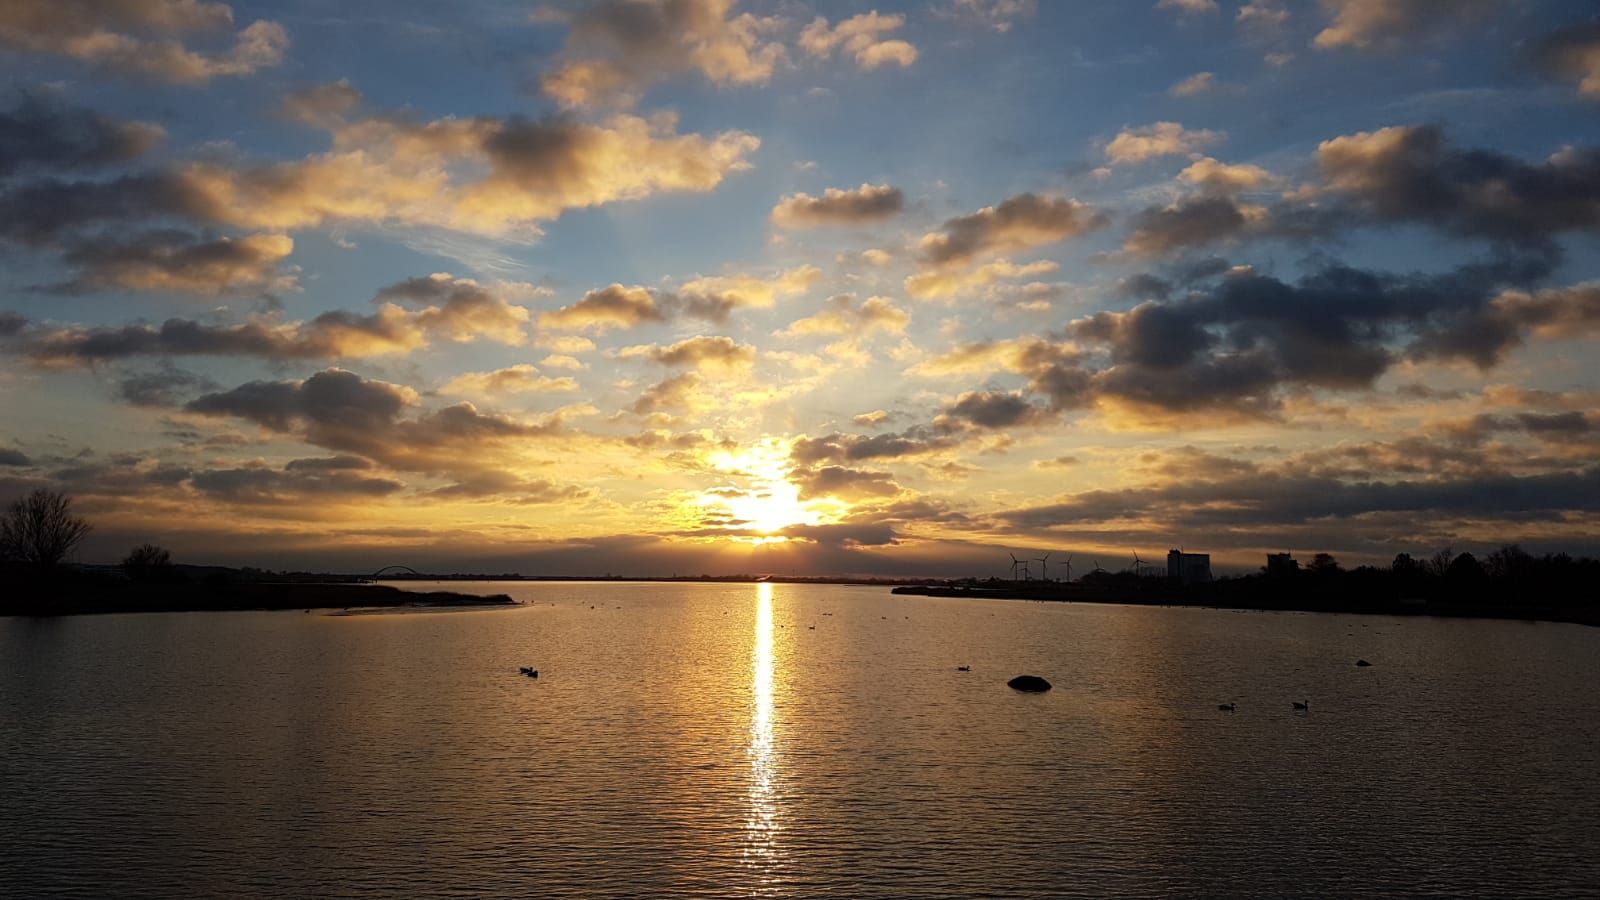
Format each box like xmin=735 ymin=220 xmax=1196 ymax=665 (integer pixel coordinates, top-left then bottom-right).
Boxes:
xmin=1061 ymin=555 xmax=1073 ymax=583
xmin=1129 ymin=550 xmax=1144 ymax=575
xmin=1008 ymin=552 xmax=1020 ymax=581
xmin=1035 ymin=552 xmax=1051 ymax=582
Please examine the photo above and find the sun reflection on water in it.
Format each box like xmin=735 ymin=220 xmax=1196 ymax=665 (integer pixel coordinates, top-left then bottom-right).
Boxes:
xmin=745 ymin=582 xmax=779 ymax=873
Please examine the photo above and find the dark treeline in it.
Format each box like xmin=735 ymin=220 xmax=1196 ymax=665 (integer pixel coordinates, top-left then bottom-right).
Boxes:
xmin=1 ymin=489 xmax=508 ymax=615
xmin=897 ymin=546 xmax=1600 ymax=626
xmin=1241 ymin=547 xmax=1600 ymax=607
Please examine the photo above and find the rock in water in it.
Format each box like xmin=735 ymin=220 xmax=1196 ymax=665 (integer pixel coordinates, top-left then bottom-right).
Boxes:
xmin=1007 ymin=675 xmax=1052 ymax=692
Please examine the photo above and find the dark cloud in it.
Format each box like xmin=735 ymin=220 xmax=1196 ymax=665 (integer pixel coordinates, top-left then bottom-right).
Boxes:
xmin=791 ymin=428 xmax=959 ymax=464
xmin=0 ymin=96 xmax=162 ymax=176
xmin=540 ymin=283 xmax=666 ymax=333
xmin=918 ymin=193 xmax=1107 ymax=268
xmin=1529 ymin=22 xmax=1600 ymax=99
xmin=187 ymin=368 xmax=411 ymax=433
xmin=190 ymin=463 xmax=404 ymax=504
xmin=1001 ymin=466 xmax=1600 ymax=532
xmin=771 ymin=184 xmax=904 ymax=227
xmin=42 ymin=229 xmax=294 ymax=296
xmin=117 ymin=367 xmax=216 ymax=407
xmin=1317 ymin=125 xmax=1600 ymax=246
xmin=0 ymin=172 xmax=213 ymax=245
xmin=1124 ymin=195 xmax=1253 ymax=256
xmin=0 ymin=448 xmax=31 ymax=466
xmin=0 ymin=0 xmax=289 ymax=83
xmin=16 ymin=310 xmax=422 ymax=365
xmin=624 ymin=335 xmax=755 ymax=371
xmin=935 ymin=391 xmax=1052 ymax=430
xmin=539 ymin=0 xmax=783 ymax=108
xmin=185 ymin=369 xmax=568 ymax=485
xmin=914 ymin=256 xmax=1576 ymax=422
xmin=790 ymin=465 xmax=901 ymax=501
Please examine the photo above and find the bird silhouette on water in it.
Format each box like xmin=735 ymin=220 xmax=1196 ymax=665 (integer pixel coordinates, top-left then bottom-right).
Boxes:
xmin=1218 ymin=702 xmax=1236 ymax=711
xmin=1293 ymin=699 xmax=1309 ymax=710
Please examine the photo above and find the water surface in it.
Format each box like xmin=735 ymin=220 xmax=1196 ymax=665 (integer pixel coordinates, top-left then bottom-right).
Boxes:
xmin=2 ymin=582 xmax=1597 ymax=897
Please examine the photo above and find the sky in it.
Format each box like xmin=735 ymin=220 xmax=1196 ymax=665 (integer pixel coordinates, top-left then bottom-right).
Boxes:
xmin=2 ymin=0 xmax=1599 ymax=577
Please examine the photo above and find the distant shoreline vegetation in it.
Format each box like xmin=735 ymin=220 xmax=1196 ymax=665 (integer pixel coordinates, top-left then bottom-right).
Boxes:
xmin=892 ymin=548 xmax=1600 ymax=628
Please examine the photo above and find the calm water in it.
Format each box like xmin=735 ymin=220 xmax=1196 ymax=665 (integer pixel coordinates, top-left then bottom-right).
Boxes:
xmin=2 ymin=582 xmax=1598 ymax=897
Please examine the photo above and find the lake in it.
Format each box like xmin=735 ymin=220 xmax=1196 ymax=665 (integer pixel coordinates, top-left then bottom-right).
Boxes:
xmin=2 ymin=582 xmax=1598 ymax=897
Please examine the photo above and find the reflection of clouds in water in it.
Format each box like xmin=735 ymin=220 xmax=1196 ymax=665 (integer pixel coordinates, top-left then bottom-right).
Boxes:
xmin=746 ymin=582 xmax=778 ymax=868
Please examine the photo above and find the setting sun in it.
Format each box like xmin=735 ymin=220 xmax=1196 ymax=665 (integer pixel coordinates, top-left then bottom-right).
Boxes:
xmin=700 ymin=441 xmax=827 ymax=541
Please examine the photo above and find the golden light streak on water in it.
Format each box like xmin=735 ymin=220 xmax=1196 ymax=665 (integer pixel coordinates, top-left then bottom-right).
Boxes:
xmin=745 ymin=582 xmax=779 ymax=879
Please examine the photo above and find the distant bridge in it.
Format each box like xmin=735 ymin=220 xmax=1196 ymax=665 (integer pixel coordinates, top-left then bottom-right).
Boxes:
xmin=369 ymin=565 xmax=423 ymax=580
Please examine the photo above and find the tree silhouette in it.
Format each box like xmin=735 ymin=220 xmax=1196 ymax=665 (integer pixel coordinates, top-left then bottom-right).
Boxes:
xmin=122 ymin=543 xmax=173 ymax=582
xmin=0 ymin=489 xmax=93 ymax=568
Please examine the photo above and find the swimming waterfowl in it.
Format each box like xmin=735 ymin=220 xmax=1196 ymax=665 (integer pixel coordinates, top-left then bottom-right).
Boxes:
xmin=1293 ymin=699 xmax=1309 ymax=710
xmin=1218 ymin=702 xmax=1236 ymax=711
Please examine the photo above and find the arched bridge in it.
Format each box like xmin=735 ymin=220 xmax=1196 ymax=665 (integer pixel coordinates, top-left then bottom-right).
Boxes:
xmin=370 ymin=565 xmax=423 ymax=580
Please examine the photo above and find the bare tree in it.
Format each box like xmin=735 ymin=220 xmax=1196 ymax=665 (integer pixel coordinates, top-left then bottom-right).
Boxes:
xmin=122 ymin=543 xmax=173 ymax=581
xmin=0 ymin=489 xmax=93 ymax=568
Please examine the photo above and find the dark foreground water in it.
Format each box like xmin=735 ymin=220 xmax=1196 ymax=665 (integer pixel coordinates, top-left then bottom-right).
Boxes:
xmin=2 ymin=582 xmax=1598 ymax=898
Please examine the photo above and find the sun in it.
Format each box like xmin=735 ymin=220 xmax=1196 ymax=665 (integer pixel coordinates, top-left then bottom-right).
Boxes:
xmin=699 ymin=439 xmax=827 ymax=542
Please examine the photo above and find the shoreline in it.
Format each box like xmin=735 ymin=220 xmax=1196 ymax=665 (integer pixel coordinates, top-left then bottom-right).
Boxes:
xmin=889 ymin=584 xmax=1600 ymax=627
xmin=0 ymin=582 xmax=515 ymax=617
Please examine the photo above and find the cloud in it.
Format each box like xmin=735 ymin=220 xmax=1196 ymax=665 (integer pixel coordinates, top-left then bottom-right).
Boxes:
xmin=1236 ymin=1 xmax=1289 ymax=30
xmin=904 ymin=256 xmax=1584 ymax=426
xmin=1157 ymin=0 xmax=1219 ymax=15
xmin=540 ymin=284 xmax=666 ymax=334
xmin=373 ymin=273 xmax=531 ymax=345
xmin=790 ymin=428 xmax=959 ymax=464
xmin=799 ymin=12 xmax=918 ymax=70
xmin=790 ymin=465 xmax=901 ymax=501
xmin=0 ymin=96 xmax=163 ymax=177
xmin=1000 ymin=466 xmax=1600 ymax=536
xmin=190 ymin=460 xmax=404 ymax=505
xmin=185 ymin=368 xmax=568 ymax=482
xmin=905 ymin=258 xmax=1059 ymax=301
xmin=0 ymin=0 xmax=288 ymax=83
xmin=441 ymin=365 xmax=577 ymax=396
xmin=0 ymin=107 xmax=761 ymax=243
xmin=42 ymin=230 xmax=296 ymax=296
xmin=280 ymin=79 xmax=363 ymax=128
xmin=621 ymin=335 xmax=756 ymax=372
xmin=632 ymin=371 xmax=705 ymax=415
xmin=1529 ymin=23 xmax=1600 ymax=100
xmin=538 ymin=0 xmax=785 ymax=108
xmin=777 ymin=294 xmax=908 ymax=337
xmin=16 ymin=311 xmax=422 ymax=366
xmin=13 ymin=276 xmax=534 ymax=366
xmin=1316 ymin=125 xmax=1600 ymax=245
xmin=917 ymin=193 xmax=1107 ymax=269
xmin=770 ymin=183 xmax=904 ymax=227
xmin=1105 ymin=121 xmax=1224 ymax=164
xmin=1123 ymin=195 xmax=1271 ymax=256
xmin=932 ymin=0 xmax=1037 ymax=33
xmin=1168 ymin=72 xmax=1216 ymax=97
xmin=674 ymin=265 xmax=820 ymax=321
xmin=935 ymin=390 xmax=1053 ymax=430
xmin=116 ymin=366 xmax=216 ymax=406
xmin=1177 ymin=157 xmax=1275 ymax=193
xmin=1312 ymin=0 xmax=1501 ymax=51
